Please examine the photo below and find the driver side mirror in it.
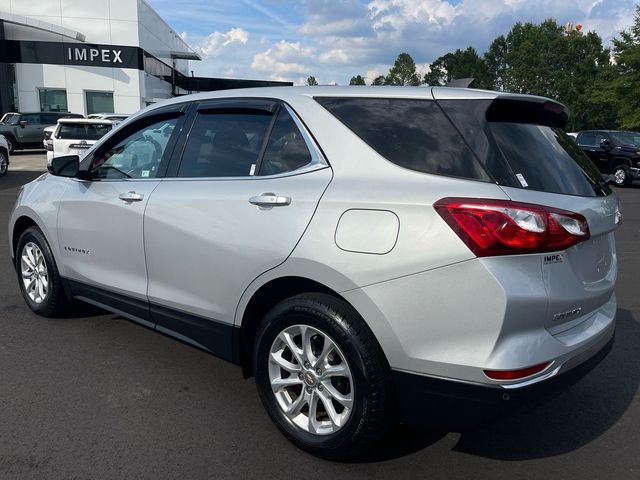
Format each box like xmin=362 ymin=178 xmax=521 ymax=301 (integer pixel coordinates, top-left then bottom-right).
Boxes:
xmin=600 ymin=138 xmax=612 ymax=150
xmin=19 ymin=120 xmax=27 ymax=128
xmin=48 ymin=155 xmax=81 ymax=178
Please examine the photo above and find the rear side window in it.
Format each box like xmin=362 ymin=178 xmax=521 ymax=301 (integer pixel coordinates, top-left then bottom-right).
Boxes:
xmin=258 ymin=108 xmax=312 ymax=176
xmin=178 ymin=111 xmax=271 ymax=178
xmin=57 ymin=123 xmax=112 ymax=140
xmin=438 ymin=99 xmax=609 ymax=197
xmin=315 ymin=97 xmax=490 ymax=181
xmin=577 ymin=132 xmax=596 ymax=146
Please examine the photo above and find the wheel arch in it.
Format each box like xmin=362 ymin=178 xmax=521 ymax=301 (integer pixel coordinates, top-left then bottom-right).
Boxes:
xmin=610 ymin=157 xmax=632 ymax=169
xmin=235 ymin=272 xmax=391 ymax=378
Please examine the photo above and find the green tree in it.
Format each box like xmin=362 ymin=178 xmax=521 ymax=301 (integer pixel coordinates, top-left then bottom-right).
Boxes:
xmin=424 ymin=47 xmax=492 ymax=89
xmin=349 ymin=75 xmax=366 ymax=85
xmin=592 ymin=5 xmax=640 ymax=129
xmin=371 ymin=75 xmax=386 ymax=85
xmin=385 ymin=53 xmax=421 ymax=86
xmin=306 ymin=76 xmax=319 ymax=86
xmin=483 ymin=19 xmax=615 ymax=130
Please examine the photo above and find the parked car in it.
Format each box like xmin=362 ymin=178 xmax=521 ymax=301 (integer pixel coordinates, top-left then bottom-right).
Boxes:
xmin=46 ymin=118 xmax=114 ymax=165
xmin=87 ymin=113 xmax=129 ymax=123
xmin=9 ymin=87 xmax=620 ymax=459
xmin=576 ymin=130 xmax=640 ymax=187
xmin=0 ymin=134 xmax=9 ymax=176
xmin=0 ymin=112 xmax=83 ymax=153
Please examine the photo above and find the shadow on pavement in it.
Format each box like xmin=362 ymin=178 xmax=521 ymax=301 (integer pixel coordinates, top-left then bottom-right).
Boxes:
xmin=453 ymin=308 xmax=638 ymax=460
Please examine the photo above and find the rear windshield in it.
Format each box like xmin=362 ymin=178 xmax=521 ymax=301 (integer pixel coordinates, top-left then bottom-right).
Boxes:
xmin=57 ymin=123 xmax=112 ymax=140
xmin=438 ymin=99 xmax=609 ymax=197
xmin=315 ymin=97 xmax=490 ymax=181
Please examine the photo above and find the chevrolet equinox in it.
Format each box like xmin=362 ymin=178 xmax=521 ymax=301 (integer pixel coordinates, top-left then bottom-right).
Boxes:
xmin=9 ymin=87 xmax=620 ymax=459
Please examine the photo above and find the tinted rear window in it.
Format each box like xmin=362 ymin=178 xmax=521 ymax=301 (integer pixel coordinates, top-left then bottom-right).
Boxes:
xmin=315 ymin=97 xmax=490 ymax=181
xmin=57 ymin=123 xmax=112 ymax=140
xmin=438 ymin=99 xmax=609 ymax=197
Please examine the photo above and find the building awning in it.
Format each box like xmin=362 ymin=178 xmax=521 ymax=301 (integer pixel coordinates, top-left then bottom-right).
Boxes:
xmin=171 ymin=51 xmax=201 ymax=61
xmin=0 ymin=11 xmax=86 ymax=42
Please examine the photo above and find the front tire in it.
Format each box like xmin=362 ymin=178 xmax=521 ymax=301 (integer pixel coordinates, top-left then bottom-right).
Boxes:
xmin=5 ymin=136 xmax=16 ymax=154
xmin=15 ymin=227 xmax=70 ymax=317
xmin=254 ymin=293 xmax=392 ymax=459
xmin=0 ymin=149 xmax=7 ymax=176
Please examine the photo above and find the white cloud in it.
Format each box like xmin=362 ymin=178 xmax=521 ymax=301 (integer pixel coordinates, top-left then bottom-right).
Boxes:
xmin=251 ymin=41 xmax=315 ymax=75
xmin=193 ymin=27 xmax=249 ymax=58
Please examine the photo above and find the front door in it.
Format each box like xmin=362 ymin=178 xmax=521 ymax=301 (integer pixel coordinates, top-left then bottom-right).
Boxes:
xmin=57 ymin=110 xmax=186 ymax=322
xmin=143 ymin=101 xmax=332 ymax=353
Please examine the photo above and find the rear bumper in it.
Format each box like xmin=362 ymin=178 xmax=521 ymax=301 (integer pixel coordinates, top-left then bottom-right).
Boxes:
xmin=393 ymin=328 xmax=614 ymax=429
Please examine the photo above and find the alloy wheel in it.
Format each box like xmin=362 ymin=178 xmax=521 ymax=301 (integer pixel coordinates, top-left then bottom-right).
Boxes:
xmin=268 ymin=324 xmax=354 ymax=435
xmin=21 ymin=242 xmax=49 ymax=304
xmin=614 ymin=167 xmax=627 ymax=185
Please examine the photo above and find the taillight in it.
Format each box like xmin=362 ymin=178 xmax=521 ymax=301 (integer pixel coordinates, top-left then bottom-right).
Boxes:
xmin=484 ymin=361 xmax=551 ymax=380
xmin=434 ymin=197 xmax=590 ymax=257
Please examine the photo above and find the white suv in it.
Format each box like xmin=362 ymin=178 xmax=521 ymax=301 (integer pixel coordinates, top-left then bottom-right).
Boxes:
xmin=9 ymin=87 xmax=619 ymax=459
xmin=46 ymin=118 xmax=113 ymax=165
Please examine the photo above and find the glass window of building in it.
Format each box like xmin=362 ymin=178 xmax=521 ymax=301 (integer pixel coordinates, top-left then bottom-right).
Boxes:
xmin=86 ymin=91 xmax=114 ymax=115
xmin=39 ymin=88 xmax=68 ymax=112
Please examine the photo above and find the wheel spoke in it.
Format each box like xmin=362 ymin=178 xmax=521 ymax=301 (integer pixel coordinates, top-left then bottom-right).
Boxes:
xmin=323 ymin=364 xmax=347 ymax=377
xmin=271 ymin=376 xmax=303 ymax=391
xmin=285 ymin=391 xmax=308 ymax=417
xmin=281 ymin=331 xmax=304 ymax=366
xmin=307 ymin=391 xmax=322 ymax=434
xmin=314 ymin=339 xmax=334 ymax=368
xmin=321 ymin=382 xmax=353 ymax=409
xmin=270 ymin=350 xmax=301 ymax=373
xmin=301 ymin=326 xmax=315 ymax=364
xmin=317 ymin=389 xmax=341 ymax=427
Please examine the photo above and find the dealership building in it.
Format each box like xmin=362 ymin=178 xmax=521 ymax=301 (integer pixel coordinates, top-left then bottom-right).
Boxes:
xmin=0 ymin=0 xmax=288 ymax=116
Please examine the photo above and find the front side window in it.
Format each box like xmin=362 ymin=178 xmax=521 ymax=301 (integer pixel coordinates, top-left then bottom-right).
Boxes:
xmin=177 ymin=111 xmax=272 ymax=178
xmin=258 ymin=108 xmax=312 ymax=176
xmin=90 ymin=117 xmax=178 ymax=180
xmin=577 ymin=132 xmax=597 ymax=147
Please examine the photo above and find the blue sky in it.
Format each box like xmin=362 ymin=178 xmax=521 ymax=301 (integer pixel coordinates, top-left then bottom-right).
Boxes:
xmin=147 ymin=0 xmax=639 ymax=85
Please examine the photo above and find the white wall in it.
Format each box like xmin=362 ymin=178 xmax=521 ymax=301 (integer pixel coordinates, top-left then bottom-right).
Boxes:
xmin=2 ymin=0 xmax=198 ymax=114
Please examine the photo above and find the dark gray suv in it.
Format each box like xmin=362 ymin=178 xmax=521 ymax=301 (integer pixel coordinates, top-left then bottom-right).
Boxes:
xmin=0 ymin=112 xmax=83 ymax=153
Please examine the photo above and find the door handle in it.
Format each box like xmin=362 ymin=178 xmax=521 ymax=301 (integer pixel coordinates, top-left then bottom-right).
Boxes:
xmin=119 ymin=191 xmax=144 ymax=202
xmin=249 ymin=193 xmax=291 ymax=207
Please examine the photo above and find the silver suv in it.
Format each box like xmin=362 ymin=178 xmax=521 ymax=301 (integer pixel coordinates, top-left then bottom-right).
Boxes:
xmin=9 ymin=87 xmax=620 ymax=459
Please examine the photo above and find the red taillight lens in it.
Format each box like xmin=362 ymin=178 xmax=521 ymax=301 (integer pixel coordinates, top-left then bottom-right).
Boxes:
xmin=484 ymin=361 xmax=551 ymax=380
xmin=434 ymin=198 xmax=589 ymax=257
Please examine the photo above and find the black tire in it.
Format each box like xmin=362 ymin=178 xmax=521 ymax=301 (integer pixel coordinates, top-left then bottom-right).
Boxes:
xmin=5 ymin=136 xmax=16 ymax=154
xmin=254 ymin=293 xmax=392 ymax=460
xmin=612 ymin=164 xmax=632 ymax=187
xmin=15 ymin=226 xmax=70 ymax=317
xmin=0 ymin=149 xmax=7 ymax=176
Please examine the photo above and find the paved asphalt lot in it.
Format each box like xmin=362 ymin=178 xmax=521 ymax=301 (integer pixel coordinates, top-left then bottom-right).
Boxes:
xmin=1 ymin=152 xmax=639 ymax=479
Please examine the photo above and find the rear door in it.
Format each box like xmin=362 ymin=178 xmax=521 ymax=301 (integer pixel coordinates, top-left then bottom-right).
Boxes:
xmin=144 ymin=99 xmax=332 ymax=353
xmin=435 ymin=92 xmax=620 ymax=334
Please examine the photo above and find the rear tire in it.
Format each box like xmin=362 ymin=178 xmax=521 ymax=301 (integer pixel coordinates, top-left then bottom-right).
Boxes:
xmin=15 ymin=227 xmax=70 ymax=317
xmin=254 ymin=293 xmax=393 ymax=460
xmin=612 ymin=164 xmax=632 ymax=187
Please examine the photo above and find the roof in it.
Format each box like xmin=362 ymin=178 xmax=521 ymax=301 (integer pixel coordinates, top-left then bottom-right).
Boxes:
xmin=56 ymin=118 xmax=114 ymax=125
